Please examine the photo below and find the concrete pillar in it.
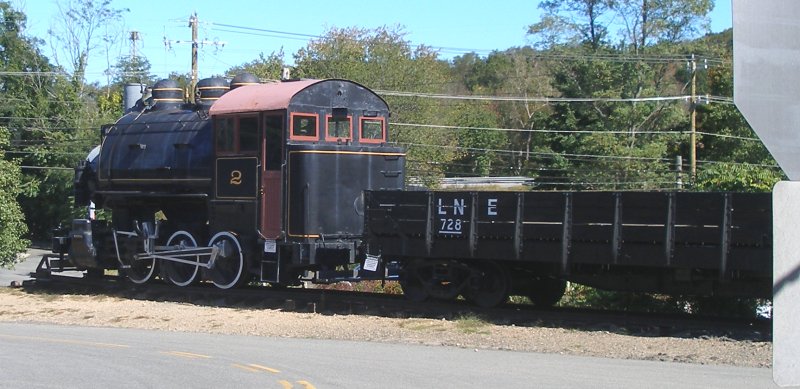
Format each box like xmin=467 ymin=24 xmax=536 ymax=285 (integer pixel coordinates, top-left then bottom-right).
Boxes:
xmin=773 ymin=181 xmax=800 ymax=386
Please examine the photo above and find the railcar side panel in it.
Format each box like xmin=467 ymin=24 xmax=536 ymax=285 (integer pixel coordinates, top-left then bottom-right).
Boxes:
xmin=365 ymin=190 xmax=773 ymax=297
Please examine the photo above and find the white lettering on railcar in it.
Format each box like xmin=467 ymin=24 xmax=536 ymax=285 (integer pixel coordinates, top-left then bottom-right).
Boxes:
xmin=487 ymin=198 xmax=498 ymax=216
xmin=437 ymin=197 xmax=467 ymax=235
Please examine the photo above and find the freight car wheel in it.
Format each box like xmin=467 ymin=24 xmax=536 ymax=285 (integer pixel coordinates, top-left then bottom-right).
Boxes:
xmin=399 ymin=260 xmax=430 ymax=302
xmin=463 ymin=261 xmax=510 ymax=308
xmin=207 ymin=231 xmax=244 ymax=290
xmin=527 ymin=278 xmax=567 ymax=307
xmin=163 ymin=231 xmax=201 ymax=287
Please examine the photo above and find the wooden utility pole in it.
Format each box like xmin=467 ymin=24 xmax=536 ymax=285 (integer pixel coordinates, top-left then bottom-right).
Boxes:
xmin=689 ymin=54 xmax=697 ymax=181
xmin=189 ymin=13 xmax=198 ymax=92
xmin=163 ymin=13 xmax=225 ymax=95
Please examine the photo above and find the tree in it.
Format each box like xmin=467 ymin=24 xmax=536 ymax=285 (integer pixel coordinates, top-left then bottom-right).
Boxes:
xmin=0 ymin=127 xmax=28 ymax=268
xmin=612 ymin=0 xmax=712 ymax=52
xmin=528 ymin=0 xmax=613 ymax=50
xmin=293 ymin=26 xmax=456 ymax=185
xmin=0 ymin=2 xmax=109 ymax=238
xmin=47 ymin=0 xmax=128 ymax=94
xmin=227 ymin=51 xmax=286 ymax=81
xmin=520 ymin=0 xmax=714 ymax=189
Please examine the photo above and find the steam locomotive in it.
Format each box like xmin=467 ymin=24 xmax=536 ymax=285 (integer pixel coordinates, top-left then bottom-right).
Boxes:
xmin=45 ymin=74 xmax=773 ymax=308
xmin=55 ymin=74 xmax=404 ymax=290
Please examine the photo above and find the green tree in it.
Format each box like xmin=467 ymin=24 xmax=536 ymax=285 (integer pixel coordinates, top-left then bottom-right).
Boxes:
xmin=528 ymin=0 xmax=613 ymax=50
xmin=227 ymin=51 xmax=285 ymax=81
xmin=0 ymin=2 xmax=110 ymax=238
xmin=0 ymin=126 xmax=29 ymax=268
xmin=48 ymin=0 xmax=128 ymax=94
xmin=293 ymin=26 xmax=456 ymax=185
xmin=520 ymin=0 xmax=713 ymax=189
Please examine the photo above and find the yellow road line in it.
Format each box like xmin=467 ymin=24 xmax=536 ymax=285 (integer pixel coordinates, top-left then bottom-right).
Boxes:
xmin=247 ymin=363 xmax=280 ymax=373
xmin=296 ymin=380 xmax=316 ymax=389
xmin=0 ymin=334 xmax=129 ymax=349
xmin=231 ymin=363 xmax=260 ymax=373
xmin=277 ymin=380 xmax=293 ymax=389
xmin=161 ymin=351 xmax=212 ymax=359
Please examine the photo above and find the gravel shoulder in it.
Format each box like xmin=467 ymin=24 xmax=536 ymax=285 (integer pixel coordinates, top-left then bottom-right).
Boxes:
xmin=0 ymin=286 xmax=771 ymax=368
xmin=0 ymin=249 xmax=772 ymax=368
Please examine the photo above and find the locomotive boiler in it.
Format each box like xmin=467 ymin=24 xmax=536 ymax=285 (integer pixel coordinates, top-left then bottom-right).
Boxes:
xmin=62 ymin=74 xmax=405 ymax=289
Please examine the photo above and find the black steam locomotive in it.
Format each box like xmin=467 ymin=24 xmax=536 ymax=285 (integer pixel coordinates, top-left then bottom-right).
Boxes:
xmin=46 ymin=74 xmax=773 ymax=308
xmin=57 ymin=74 xmax=404 ymax=290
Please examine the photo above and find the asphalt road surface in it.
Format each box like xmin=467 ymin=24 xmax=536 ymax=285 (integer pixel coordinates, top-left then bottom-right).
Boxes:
xmin=0 ymin=322 xmax=778 ymax=389
xmin=0 ymin=249 xmax=57 ymax=288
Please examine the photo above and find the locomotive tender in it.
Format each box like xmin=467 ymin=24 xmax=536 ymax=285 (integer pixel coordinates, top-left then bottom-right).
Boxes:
xmin=45 ymin=74 xmax=773 ymax=308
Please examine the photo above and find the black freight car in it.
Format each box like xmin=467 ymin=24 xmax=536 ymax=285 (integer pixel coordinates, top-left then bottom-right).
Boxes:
xmin=363 ymin=190 xmax=772 ymax=307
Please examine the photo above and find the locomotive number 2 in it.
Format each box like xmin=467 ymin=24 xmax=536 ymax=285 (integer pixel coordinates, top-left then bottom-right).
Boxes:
xmin=230 ymin=170 xmax=243 ymax=185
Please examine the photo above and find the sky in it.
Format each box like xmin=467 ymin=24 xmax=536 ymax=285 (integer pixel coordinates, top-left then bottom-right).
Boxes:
xmin=14 ymin=0 xmax=734 ymax=84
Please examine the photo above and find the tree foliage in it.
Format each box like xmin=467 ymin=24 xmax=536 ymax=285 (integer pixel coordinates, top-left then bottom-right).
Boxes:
xmin=293 ymin=26 xmax=456 ymax=185
xmin=226 ymin=51 xmax=286 ymax=81
xmin=0 ymin=127 xmax=29 ymax=268
xmin=47 ymin=0 xmax=128 ymax=90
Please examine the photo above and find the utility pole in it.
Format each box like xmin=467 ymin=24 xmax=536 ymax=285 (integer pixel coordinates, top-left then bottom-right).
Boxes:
xmin=163 ymin=12 xmax=225 ymax=95
xmin=189 ymin=13 xmax=198 ymax=91
xmin=130 ymin=31 xmax=140 ymax=60
xmin=689 ymin=54 xmax=697 ymax=181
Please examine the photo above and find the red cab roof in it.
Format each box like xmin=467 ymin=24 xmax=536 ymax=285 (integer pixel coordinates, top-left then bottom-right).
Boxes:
xmin=209 ymin=79 xmax=321 ymax=115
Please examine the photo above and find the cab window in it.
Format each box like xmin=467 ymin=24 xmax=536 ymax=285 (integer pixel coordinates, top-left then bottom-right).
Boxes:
xmin=290 ymin=113 xmax=318 ymax=141
xmin=215 ymin=117 xmax=236 ymax=153
xmin=239 ymin=117 xmax=259 ymax=152
xmin=360 ymin=117 xmax=385 ymax=143
xmin=326 ymin=115 xmax=352 ymax=141
xmin=215 ymin=116 xmax=259 ymax=154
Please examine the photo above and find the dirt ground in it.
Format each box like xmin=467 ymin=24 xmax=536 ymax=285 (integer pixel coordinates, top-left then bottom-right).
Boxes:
xmin=0 ymin=286 xmax=771 ymax=368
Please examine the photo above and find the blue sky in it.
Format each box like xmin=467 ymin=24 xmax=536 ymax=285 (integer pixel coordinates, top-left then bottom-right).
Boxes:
xmin=15 ymin=0 xmax=733 ymax=84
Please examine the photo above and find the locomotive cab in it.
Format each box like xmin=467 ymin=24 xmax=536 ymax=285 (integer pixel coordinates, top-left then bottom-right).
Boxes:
xmin=208 ymin=79 xmax=405 ymax=284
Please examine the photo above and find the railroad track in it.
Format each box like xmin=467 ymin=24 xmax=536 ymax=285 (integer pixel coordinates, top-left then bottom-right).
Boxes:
xmin=22 ymin=272 xmax=771 ymax=342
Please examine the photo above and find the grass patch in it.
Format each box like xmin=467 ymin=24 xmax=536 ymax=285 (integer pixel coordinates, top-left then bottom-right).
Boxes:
xmin=398 ymin=319 xmax=446 ymax=332
xmin=454 ymin=314 xmax=490 ymax=335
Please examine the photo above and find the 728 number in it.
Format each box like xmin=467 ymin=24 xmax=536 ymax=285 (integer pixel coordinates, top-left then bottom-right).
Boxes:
xmin=439 ymin=218 xmax=462 ymax=234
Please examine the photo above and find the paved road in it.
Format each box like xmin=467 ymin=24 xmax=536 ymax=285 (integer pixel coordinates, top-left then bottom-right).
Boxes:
xmin=0 ymin=249 xmax=49 ymax=287
xmin=0 ymin=322 xmax=779 ymax=389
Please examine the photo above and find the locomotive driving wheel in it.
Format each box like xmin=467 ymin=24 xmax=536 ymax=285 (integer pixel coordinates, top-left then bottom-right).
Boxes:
xmin=163 ymin=230 xmax=201 ymax=286
xmin=126 ymin=255 xmax=157 ymax=284
xmin=207 ymin=231 xmax=245 ymax=290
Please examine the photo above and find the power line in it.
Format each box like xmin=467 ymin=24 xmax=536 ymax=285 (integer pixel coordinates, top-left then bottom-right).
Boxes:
xmin=377 ymin=90 xmax=691 ymax=103
xmin=393 ymin=122 xmax=761 ymax=141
